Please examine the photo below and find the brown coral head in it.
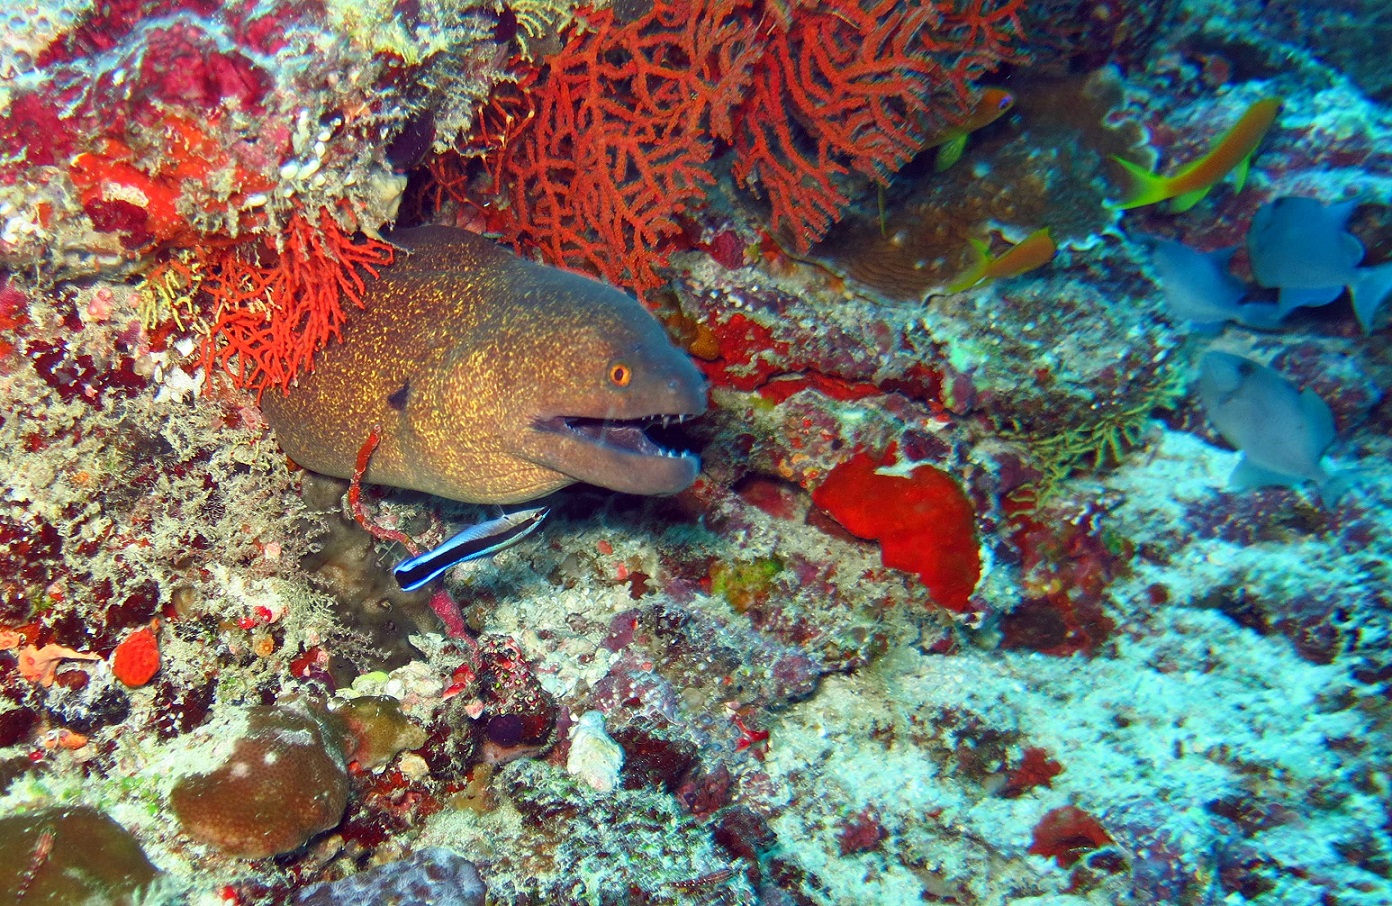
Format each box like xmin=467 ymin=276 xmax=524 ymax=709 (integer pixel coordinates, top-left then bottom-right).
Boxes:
xmin=170 ymin=703 xmax=350 ymax=859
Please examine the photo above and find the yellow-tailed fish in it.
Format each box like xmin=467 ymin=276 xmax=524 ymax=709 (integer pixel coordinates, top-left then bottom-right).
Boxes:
xmin=1110 ymin=97 xmax=1281 ymax=212
xmin=926 ymin=87 xmax=1015 ymax=172
xmin=947 ymin=228 xmax=1057 ymax=293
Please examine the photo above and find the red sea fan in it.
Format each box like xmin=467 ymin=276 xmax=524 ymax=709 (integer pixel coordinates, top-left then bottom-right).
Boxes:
xmin=482 ymin=1 xmax=758 ymax=295
xmin=198 ymin=209 xmax=394 ymax=396
xmin=471 ymin=0 xmax=1024 ymax=291
xmin=727 ymin=0 xmax=1024 ymax=251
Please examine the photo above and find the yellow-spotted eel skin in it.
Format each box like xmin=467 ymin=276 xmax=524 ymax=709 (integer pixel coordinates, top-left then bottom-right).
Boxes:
xmin=261 ymin=226 xmax=707 ymax=504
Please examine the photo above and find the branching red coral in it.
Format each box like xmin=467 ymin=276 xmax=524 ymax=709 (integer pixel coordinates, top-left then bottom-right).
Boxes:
xmin=728 ymin=0 xmax=1023 ymax=250
xmin=197 ymin=209 xmax=394 ymax=395
xmin=476 ymin=2 xmax=755 ymax=294
xmin=459 ymin=0 xmax=1024 ymax=292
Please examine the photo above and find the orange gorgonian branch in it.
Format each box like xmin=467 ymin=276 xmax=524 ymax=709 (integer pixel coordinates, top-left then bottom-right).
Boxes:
xmin=452 ymin=0 xmax=1025 ymax=289
xmin=197 ymin=208 xmax=394 ymax=396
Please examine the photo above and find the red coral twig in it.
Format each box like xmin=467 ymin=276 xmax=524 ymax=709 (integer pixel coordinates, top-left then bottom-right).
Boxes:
xmin=347 ymin=425 xmax=422 ymax=557
xmin=198 ymin=208 xmax=394 ymax=395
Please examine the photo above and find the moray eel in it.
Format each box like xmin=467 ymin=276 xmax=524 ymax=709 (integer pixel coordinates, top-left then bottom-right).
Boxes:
xmin=260 ymin=226 xmax=707 ymax=504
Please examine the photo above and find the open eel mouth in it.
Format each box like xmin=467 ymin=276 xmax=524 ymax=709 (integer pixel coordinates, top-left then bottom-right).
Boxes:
xmin=535 ymin=413 xmax=699 ymax=461
xmin=528 ymin=411 xmax=702 ymax=496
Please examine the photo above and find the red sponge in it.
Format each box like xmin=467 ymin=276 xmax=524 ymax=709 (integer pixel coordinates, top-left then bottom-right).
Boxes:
xmin=812 ymin=447 xmax=980 ymax=612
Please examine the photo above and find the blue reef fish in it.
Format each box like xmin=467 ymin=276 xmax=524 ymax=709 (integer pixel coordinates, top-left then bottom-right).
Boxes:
xmin=1147 ymin=237 xmax=1282 ymax=331
xmin=1245 ymin=196 xmax=1392 ymax=331
xmin=1197 ymin=351 xmax=1342 ymax=498
xmin=394 ymin=507 xmax=549 ymax=591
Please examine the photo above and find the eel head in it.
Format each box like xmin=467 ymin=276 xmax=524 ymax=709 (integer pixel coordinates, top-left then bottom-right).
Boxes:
xmin=521 ymin=338 xmax=707 ymax=497
xmin=438 ymin=272 xmax=710 ymax=502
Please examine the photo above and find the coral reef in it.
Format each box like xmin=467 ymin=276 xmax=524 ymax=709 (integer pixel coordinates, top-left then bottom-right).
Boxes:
xmin=421 ymin=759 xmax=746 ymax=902
xmin=1172 ymin=0 xmax=1392 ymax=102
xmin=0 ymin=0 xmax=1390 ymax=903
xmin=0 ymin=0 xmax=511 ymax=276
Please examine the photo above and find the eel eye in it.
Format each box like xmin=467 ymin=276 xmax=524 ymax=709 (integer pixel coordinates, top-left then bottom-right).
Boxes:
xmin=997 ymin=93 xmax=1014 ymax=111
xmin=609 ymin=363 xmax=632 ymax=387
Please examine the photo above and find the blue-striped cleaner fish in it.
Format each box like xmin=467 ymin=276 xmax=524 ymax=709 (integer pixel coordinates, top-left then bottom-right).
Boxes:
xmin=394 ymin=507 xmax=549 ymax=591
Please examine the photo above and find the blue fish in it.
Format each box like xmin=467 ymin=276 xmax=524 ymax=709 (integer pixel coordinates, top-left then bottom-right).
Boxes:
xmin=1147 ymin=237 xmax=1282 ymax=332
xmin=1197 ymin=351 xmax=1343 ymax=499
xmin=394 ymin=507 xmax=549 ymax=591
xmin=1246 ymin=196 xmax=1392 ymax=331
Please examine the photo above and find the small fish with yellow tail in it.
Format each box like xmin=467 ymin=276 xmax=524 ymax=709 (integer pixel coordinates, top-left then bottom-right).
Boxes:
xmin=947 ymin=227 xmax=1057 ymax=293
xmin=925 ymin=87 xmax=1015 ymax=172
xmin=1109 ymin=97 xmax=1281 ymax=212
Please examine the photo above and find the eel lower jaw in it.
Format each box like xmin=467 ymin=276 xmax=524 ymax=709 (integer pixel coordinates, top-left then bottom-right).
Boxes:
xmin=529 ymin=414 xmax=701 ymax=495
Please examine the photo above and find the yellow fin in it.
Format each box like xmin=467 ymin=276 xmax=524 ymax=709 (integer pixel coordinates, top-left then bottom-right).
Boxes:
xmin=1169 ymin=185 xmax=1212 ymax=213
xmin=1232 ymin=154 xmax=1251 ymax=194
xmin=1107 ymin=156 xmax=1172 ymax=210
xmin=946 ymin=238 xmax=992 ymax=292
xmin=935 ymin=135 xmax=967 ymax=172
